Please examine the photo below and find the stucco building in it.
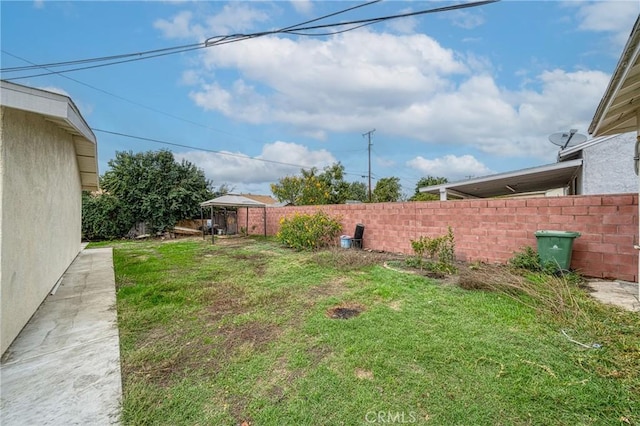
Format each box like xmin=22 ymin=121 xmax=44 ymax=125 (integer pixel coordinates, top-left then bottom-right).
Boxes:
xmin=0 ymin=81 xmax=99 ymax=355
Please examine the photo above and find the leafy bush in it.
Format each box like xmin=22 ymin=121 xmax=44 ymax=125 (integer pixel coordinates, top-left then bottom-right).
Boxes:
xmin=409 ymin=226 xmax=457 ymax=273
xmin=508 ymin=246 xmax=542 ymax=271
xmin=82 ymin=191 xmax=133 ymax=240
xmin=277 ymin=211 xmax=342 ymax=250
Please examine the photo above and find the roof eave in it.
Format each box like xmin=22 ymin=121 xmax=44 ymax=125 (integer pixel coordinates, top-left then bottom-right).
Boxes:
xmin=0 ymin=80 xmax=99 ymax=191
xmin=589 ymin=15 xmax=640 ymax=137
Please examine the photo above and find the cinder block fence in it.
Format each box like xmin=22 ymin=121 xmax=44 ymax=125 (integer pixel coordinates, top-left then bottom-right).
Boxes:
xmin=238 ymin=194 xmax=638 ymax=282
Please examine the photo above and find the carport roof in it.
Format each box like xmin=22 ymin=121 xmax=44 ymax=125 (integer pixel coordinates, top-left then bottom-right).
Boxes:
xmin=0 ymin=80 xmax=99 ymax=191
xmin=419 ymin=159 xmax=583 ymax=199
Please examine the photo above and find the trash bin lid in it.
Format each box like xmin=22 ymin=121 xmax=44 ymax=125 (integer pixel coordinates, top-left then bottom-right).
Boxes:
xmin=534 ymin=230 xmax=581 ymax=238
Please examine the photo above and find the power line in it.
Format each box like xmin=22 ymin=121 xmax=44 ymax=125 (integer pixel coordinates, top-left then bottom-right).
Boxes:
xmin=92 ymin=128 xmax=366 ymax=178
xmin=1 ymin=50 xmax=272 ymax=146
xmin=2 ymin=0 xmax=498 ymax=80
xmin=0 ymin=0 xmax=381 ymax=78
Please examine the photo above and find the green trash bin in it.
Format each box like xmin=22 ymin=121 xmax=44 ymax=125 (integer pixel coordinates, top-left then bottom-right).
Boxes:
xmin=534 ymin=230 xmax=581 ymax=271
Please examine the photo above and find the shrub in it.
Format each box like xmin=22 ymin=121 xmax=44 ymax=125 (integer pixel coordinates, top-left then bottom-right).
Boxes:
xmin=509 ymin=246 xmax=542 ymax=271
xmin=277 ymin=211 xmax=342 ymax=250
xmin=409 ymin=226 xmax=457 ymax=274
xmin=82 ymin=191 xmax=133 ymax=240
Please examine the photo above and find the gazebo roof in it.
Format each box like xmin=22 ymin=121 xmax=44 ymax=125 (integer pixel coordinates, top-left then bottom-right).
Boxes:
xmin=200 ymin=194 xmax=267 ymax=208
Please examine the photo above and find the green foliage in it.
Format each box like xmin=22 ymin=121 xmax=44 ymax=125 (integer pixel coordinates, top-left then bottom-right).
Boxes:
xmin=409 ymin=176 xmax=448 ymax=201
xmin=410 ymin=226 xmax=456 ymax=273
xmin=276 ymin=211 xmax=342 ymax=250
xmin=372 ymin=176 xmax=402 ymax=202
xmin=82 ymin=191 xmax=132 ymax=240
xmin=100 ymin=150 xmax=213 ymax=235
xmin=271 ymin=163 xmax=351 ymax=206
xmin=346 ymin=181 xmax=368 ymax=202
xmin=509 ymin=246 xmax=542 ymax=272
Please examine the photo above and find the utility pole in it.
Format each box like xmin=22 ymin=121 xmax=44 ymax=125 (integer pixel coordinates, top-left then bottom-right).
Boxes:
xmin=363 ymin=129 xmax=375 ymax=202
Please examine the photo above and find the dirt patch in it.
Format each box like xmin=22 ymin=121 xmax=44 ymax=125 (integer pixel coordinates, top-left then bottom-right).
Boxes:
xmin=388 ymin=300 xmax=402 ymax=311
xmin=355 ymin=368 xmax=374 ymax=380
xmin=230 ymin=252 xmax=270 ymax=276
xmin=306 ymin=277 xmax=349 ymax=299
xmin=326 ymin=303 xmax=365 ymax=319
xmin=312 ymin=248 xmax=404 ymax=271
xmin=204 ymin=283 xmax=248 ymax=321
xmin=218 ymin=321 xmax=279 ymax=353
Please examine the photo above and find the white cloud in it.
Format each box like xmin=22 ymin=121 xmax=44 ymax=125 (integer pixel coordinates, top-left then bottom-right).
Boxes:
xmin=161 ymin=13 xmax=611 ymax=163
xmin=407 ymin=155 xmax=494 ymax=181
xmin=174 ymin=141 xmax=336 ymax=186
xmin=205 ymin=3 xmax=269 ymax=34
xmin=385 ymin=8 xmax=418 ymax=34
xmin=33 ymin=0 xmax=44 ymax=9
xmin=154 ymin=4 xmax=269 ymax=41
xmin=444 ymin=10 xmax=485 ymax=30
xmin=572 ymin=1 xmax=639 ymax=47
xmin=154 ymin=10 xmax=199 ymax=39
xmin=290 ymin=0 xmax=313 ymax=15
xmin=37 ymin=86 xmax=70 ymax=97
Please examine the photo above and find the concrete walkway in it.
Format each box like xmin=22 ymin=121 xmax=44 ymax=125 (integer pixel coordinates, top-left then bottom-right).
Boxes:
xmin=1 ymin=248 xmax=122 ymax=425
xmin=587 ymin=280 xmax=640 ymax=312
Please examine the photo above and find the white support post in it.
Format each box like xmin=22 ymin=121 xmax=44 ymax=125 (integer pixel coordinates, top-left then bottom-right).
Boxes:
xmin=439 ymin=188 xmax=447 ymax=201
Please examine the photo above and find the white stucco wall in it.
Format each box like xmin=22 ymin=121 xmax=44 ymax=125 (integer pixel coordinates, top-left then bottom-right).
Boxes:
xmin=582 ymin=133 xmax=637 ymax=195
xmin=1 ymin=106 xmax=82 ymax=354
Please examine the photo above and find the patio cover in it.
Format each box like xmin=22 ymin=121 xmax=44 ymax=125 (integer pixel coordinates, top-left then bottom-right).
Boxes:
xmin=419 ymin=159 xmax=583 ymax=200
xmin=200 ymin=194 xmax=267 ymax=241
xmin=588 ymin=15 xmax=640 ymax=300
xmin=201 ymin=194 xmax=267 ymax=208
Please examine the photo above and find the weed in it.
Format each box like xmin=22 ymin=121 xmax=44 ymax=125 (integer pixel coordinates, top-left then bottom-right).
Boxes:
xmin=409 ymin=226 xmax=457 ymax=273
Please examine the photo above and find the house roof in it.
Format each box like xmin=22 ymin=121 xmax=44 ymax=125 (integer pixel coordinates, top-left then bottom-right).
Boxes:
xmin=240 ymin=194 xmax=277 ymax=205
xmin=200 ymin=194 xmax=267 ymax=208
xmin=558 ymin=133 xmax=621 ymax=160
xmin=589 ymin=15 xmax=640 ymax=137
xmin=419 ymin=159 xmax=583 ymax=199
xmin=0 ymin=80 xmax=99 ymax=191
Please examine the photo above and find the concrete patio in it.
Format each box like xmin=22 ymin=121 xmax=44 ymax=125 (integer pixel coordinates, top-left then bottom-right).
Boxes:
xmin=587 ymin=279 xmax=640 ymax=312
xmin=1 ymin=247 xmax=122 ymax=425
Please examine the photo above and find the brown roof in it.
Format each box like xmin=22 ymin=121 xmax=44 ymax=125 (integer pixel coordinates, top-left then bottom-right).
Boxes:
xmin=240 ymin=194 xmax=277 ymax=205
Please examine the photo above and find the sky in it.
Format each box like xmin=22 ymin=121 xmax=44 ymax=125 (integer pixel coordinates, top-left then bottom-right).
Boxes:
xmin=1 ymin=1 xmax=638 ymax=198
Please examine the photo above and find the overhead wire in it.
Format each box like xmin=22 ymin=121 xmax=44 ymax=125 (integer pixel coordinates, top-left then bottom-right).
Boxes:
xmin=1 ymin=51 xmax=269 ymax=145
xmin=92 ymin=128 xmax=367 ymax=178
xmin=1 ymin=0 xmax=381 ymax=76
xmin=2 ymin=0 xmax=498 ymax=80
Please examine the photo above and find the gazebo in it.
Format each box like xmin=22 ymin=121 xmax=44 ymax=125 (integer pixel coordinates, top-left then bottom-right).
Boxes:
xmin=200 ymin=194 xmax=267 ymax=243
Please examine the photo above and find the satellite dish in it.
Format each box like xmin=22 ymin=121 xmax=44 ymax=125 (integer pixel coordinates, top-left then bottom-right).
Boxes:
xmin=549 ymin=129 xmax=587 ymax=149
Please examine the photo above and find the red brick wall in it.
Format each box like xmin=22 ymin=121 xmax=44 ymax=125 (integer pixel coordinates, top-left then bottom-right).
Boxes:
xmin=240 ymin=194 xmax=638 ymax=281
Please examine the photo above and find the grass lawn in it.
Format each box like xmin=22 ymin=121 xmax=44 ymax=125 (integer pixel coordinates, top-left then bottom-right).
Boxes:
xmin=105 ymin=237 xmax=639 ymax=425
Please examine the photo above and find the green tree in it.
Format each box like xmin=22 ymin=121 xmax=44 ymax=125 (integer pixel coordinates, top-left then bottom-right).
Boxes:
xmin=373 ymin=177 xmax=402 ymax=202
xmin=82 ymin=191 xmax=132 ymax=240
xmin=346 ymin=181 xmax=368 ymax=202
xmin=409 ymin=176 xmax=448 ymax=201
xmin=271 ymin=162 xmax=351 ymax=205
xmin=99 ymin=150 xmax=213 ymax=234
xmin=270 ymin=175 xmax=304 ymax=205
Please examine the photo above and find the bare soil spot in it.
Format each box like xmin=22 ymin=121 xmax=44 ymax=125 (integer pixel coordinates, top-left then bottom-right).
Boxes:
xmin=388 ymin=300 xmax=402 ymax=311
xmin=218 ymin=321 xmax=279 ymax=353
xmin=306 ymin=277 xmax=349 ymax=299
xmin=326 ymin=303 xmax=365 ymax=319
xmin=355 ymin=368 xmax=374 ymax=380
xmin=230 ymin=252 xmax=271 ymax=276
